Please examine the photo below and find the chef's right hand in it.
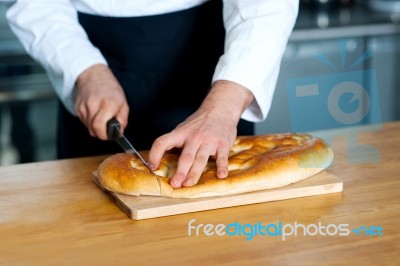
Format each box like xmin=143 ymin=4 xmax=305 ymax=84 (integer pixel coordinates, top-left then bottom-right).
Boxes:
xmin=75 ymin=64 xmax=129 ymax=140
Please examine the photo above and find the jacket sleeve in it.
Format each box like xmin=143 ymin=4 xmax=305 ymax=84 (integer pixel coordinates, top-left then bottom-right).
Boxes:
xmin=6 ymin=0 xmax=107 ymax=115
xmin=213 ymin=0 xmax=299 ymax=122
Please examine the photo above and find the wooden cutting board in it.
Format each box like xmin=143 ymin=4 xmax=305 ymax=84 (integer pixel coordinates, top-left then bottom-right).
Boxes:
xmin=92 ymin=171 xmax=343 ymax=220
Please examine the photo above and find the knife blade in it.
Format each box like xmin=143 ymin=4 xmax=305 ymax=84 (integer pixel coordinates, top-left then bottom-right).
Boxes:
xmin=107 ymin=117 xmax=155 ymax=175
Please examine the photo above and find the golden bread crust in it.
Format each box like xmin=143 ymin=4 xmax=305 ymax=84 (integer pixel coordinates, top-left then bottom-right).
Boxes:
xmin=97 ymin=133 xmax=333 ymax=198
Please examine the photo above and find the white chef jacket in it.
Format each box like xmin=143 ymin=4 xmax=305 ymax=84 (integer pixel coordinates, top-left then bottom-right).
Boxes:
xmin=5 ymin=0 xmax=298 ymax=121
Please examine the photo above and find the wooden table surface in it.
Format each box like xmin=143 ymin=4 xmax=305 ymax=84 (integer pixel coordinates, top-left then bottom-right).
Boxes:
xmin=0 ymin=122 xmax=399 ymax=265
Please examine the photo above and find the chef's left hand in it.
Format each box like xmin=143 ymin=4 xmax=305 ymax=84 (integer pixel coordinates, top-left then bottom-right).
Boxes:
xmin=148 ymin=80 xmax=254 ymax=188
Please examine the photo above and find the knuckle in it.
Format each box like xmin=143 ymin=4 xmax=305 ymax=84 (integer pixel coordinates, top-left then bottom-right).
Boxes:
xmin=149 ymin=136 xmax=172 ymax=163
xmin=195 ymin=153 xmax=208 ymax=162
xmin=180 ymin=152 xmax=195 ymax=163
xmin=92 ymin=118 xmax=104 ymax=132
xmin=99 ymin=98 xmax=113 ymax=110
xmin=217 ymin=138 xmax=231 ymax=148
xmin=76 ymin=105 xmax=86 ymax=115
xmin=216 ymin=156 xmax=229 ymax=167
xmin=153 ymin=136 xmax=168 ymax=149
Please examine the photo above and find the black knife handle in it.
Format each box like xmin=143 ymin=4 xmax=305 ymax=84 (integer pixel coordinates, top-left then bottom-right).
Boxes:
xmin=107 ymin=117 xmax=121 ymax=141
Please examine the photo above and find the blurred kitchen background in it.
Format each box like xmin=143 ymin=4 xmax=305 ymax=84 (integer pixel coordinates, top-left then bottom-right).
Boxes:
xmin=0 ymin=0 xmax=399 ymax=165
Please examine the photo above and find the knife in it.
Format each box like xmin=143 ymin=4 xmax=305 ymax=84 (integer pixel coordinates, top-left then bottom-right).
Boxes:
xmin=107 ymin=117 xmax=155 ymax=175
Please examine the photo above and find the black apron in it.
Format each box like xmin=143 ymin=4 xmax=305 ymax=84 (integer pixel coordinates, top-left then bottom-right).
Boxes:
xmin=57 ymin=0 xmax=254 ymax=159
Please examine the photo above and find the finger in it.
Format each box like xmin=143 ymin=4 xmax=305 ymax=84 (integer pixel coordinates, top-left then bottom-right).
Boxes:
xmin=215 ymin=144 xmax=230 ymax=179
xmin=182 ymin=144 xmax=215 ymax=187
xmin=80 ymin=103 xmax=97 ymax=137
xmin=115 ymin=103 xmax=129 ymax=135
xmin=92 ymin=111 xmax=118 ymax=140
xmin=76 ymin=96 xmax=102 ymax=137
xmin=75 ymin=101 xmax=89 ymax=128
xmin=148 ymin=133 xmax=184 ymax=170
xmin=88 ymin=100 xmax=118 ymax=140
xmin=170 ymin=143 xmax=200 ymax=188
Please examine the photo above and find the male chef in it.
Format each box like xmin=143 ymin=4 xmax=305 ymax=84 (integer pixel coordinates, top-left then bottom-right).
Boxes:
xmin=5 ymin=0 xmax=298 ymax=188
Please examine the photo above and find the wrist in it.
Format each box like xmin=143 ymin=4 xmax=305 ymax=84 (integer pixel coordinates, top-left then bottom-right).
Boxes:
xmin=210 ymin=79 xmax=253 ymax=113
xmin=76 ymin=63 xmax=108 ymax=88
xmin=201 ymin=80 xmax=254 ymax=125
